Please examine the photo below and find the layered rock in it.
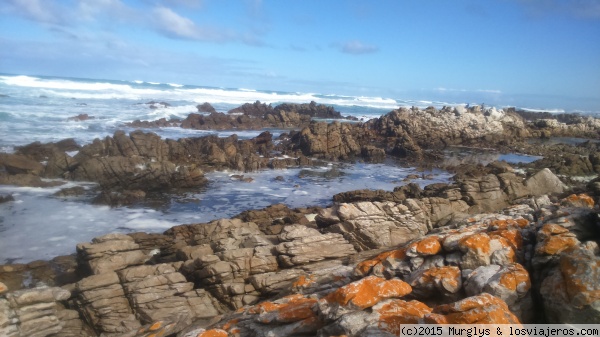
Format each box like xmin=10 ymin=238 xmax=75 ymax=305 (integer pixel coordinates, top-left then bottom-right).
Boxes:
xmin=0 ymin=285 xmax=89 ymax=337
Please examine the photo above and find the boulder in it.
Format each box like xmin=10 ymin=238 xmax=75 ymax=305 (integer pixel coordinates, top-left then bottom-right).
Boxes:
xmin=275 ymin=225 xmax=356 ymax=267
xmin=1 ymin=286 xmax=75 ymax=337
xmin=524 ymin=168 xmax=566 ymax=196
xmin=320 ymin=201 xmax=429 ymax=251
xmin=76 ymin=234 xmax=149 ymax=275
xmin=0 ymin=153 xmax=44 ymax=175
xmin=197 ymin=102 xmax=217 ymax=113
xmin=540 ymin=248 xmax=600 ymax=323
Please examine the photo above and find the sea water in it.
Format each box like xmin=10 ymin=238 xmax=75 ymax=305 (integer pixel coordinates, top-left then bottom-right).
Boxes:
xmin=0 ymin=74 xmax=542 ymax=263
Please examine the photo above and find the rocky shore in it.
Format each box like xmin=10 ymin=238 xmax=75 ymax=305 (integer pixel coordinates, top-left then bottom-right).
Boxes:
xmin=1 ymin=103 xmax=600 ymax=336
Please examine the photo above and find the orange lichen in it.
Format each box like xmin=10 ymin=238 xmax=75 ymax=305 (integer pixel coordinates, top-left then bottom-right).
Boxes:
xmin=292 ymin=275 xmax=316 ymax=289
xmin=564 ymin=194 xmax=595 ymax=207
xmin=458 ymin=233 xmax=491 ymax=254
xmin=539 ymin=223 xmax=569 ymax=237
xmin=559 ymin=252 xmax=600 ymax=305
xmin=498 ymin=264 xmax=531 ymax=292
xmin=197 ymin=329 xmax=228 ymax=337
xmin=249 ymin=294 xmax=317 ymax=323
xmin=489 ymin=229 xmax=523 ymax=250
xmin=149 ymin=321 xmax=163 ymax=331
xmin=424 ymin=293 xmax=521 ymax=324
xmin=377 ymin=299 xmax=432 ymax=336
xmin=413 ymin=266 xmax=461 ymax=294
xmin=490 ymin=218 xmax=530 ymax=230
xmin=222 ymin=319 xmax=239 ymax=331
xmin=408 ymin=237 xmax=442 ymax=256
xmin=355 ymin=248 xmax=406 ymax=276
xmin=271 ymin=297 xmax=317 ymax=323
xmin=536 ymin=236 xmax=579 ymax=255
xmin=324 ymin=276 xmax=412 ymax=309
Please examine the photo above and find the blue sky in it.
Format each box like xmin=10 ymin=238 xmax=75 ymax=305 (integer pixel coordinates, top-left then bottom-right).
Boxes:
xmin=1 ymin=0 xmax=599 ymax=111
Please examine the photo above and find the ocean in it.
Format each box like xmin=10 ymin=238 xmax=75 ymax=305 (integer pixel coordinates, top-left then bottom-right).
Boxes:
xmin=0 ymin=74 xmax=542 ymax=263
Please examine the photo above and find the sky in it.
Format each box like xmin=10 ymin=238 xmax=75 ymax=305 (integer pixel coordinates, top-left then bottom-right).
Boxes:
xmin=1 ymin=0 xmax=599 ymax=111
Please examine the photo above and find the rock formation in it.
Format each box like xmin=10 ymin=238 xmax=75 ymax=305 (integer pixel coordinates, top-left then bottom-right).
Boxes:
xmin=1 ymin=164 xmax=599 ymax=336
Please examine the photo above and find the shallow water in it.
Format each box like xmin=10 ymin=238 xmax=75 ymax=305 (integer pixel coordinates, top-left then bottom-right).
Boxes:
xmin=442 ymin=147 xmax=542 ymax=166
xmin=0 ymin=161 xmax=452 ymax=264
xmin=526 ymin=137 xmax=600 ymax=146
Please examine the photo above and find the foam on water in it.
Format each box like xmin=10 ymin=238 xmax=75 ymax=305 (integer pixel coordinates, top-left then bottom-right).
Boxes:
xmin=0 ymin=162 xmax=452 ymax=263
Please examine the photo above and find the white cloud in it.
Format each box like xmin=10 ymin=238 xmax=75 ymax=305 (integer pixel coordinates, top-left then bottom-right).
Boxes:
xmin=1 ymin=0 xmax=66 ymax=24
xmin=151 ymin=6 xmax=235 ymax=42
xmin=77 ymin=0 xmax=133 ymax=22
xmin=336 ymin=40 xmax=379 ymax=55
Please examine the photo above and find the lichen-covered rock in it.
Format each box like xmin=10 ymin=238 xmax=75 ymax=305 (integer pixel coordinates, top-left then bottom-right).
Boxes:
xmin=465 ymin=264 xmax=532 ymax=321
xmin=561 ymin=194 xmax=595 ymax=208
xmin=540 ymin=248 xmax=600 ymax=323
xmin=423 ymin=293 xmax=521 ymax=324
xmin=535 ymin=224 xmax=580 ymax=256
xmin=408 ymin=266 xmax=462 ymax=299
xmin=375 ymin=299 xmax=433 ymax=336
xmin=405 ymin=236 xmax=442 ymax=257
xmin=321 ymin=276 xmax=412 ymax=314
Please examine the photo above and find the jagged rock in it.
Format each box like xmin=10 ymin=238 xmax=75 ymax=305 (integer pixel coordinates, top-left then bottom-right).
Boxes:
xmin=228 ymin=101 xmax=273 ymax=116
xmin=0 ymin=172 xmax=66 ymax=188
xmin=274 ymin=101 xmax=344 ymax=119
xmin=320 ymin=201 xmax=429 ymax=251
xmin=1 ymin=286 xmax=72 ymax=337
xmin=75 ymin=272 xmax=141 ymax=335
xmin=292 ymin=121 xmax=363 ymax=160
xmin=0 ymin=153 xmax=44 ymax=176
xmin=197 ymin=102 xmax=217 ymax=113
xmin=117 ymin=263 xmax=221 ymax=328
xmin=76 ymin=234 xmax=149 ymax=275
xmin=275 ymin=225 xmax=356 ymax=267
xmin=524 ymin=168 xmax=566 ymax=196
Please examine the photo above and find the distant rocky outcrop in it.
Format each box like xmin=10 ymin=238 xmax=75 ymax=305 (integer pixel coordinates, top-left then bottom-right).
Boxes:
xmin=274 ymin=101 xmax=347 ymax=119
xmin=67 ymin=114 xmax=94 ymax=121
xmin=227 ymin=100 xmax=273 ymax=116
xmin=197 ymin=102 xmax=217 ymax=113
xmin=515 ymin=109 xmax=600 ymax=139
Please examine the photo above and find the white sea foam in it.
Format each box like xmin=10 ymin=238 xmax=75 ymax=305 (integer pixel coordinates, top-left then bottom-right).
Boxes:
xmin=518 ymin=107 xmax=566 ymax=113
xmin=0 ymin=162 xmax=452 ymax=263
